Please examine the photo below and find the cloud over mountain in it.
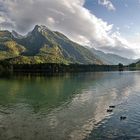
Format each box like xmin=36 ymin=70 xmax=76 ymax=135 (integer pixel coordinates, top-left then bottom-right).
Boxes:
xmin=98 ymin=0 xmax=116 ymax=11
xmin=0 ymin=0 xmax=136 ymax=58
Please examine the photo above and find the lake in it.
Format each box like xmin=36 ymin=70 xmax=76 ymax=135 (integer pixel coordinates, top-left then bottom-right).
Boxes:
xmin=0 ymin=71 xmax=140 ymax=140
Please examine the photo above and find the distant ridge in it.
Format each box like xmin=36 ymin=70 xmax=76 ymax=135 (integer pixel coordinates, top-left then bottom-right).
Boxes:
xmin=90 ymin=48 xmax=134 ymax=65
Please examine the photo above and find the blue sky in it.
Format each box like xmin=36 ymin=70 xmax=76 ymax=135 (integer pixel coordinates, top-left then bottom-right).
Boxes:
xmin=0 ymin=0 xmax=140 ymax=58
xmin=84 ymin=0 xmax=140 ymax=37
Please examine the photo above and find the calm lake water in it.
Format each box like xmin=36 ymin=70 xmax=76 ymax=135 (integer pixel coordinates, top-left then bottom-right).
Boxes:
xmin=0 ymin=71 xmax=140 ymax=140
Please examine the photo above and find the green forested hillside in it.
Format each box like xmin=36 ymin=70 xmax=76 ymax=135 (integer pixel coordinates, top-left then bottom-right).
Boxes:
xmin=0 ymin=25 xmax=103 ymax=64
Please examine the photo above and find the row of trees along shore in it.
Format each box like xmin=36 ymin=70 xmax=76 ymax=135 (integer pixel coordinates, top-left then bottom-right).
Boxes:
xmin=0 ymin=61 xmax=126 ymax=74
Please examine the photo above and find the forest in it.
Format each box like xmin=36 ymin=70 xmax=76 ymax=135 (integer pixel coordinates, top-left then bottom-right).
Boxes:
xmin=0 ymin=61 xmax=125 ymax=75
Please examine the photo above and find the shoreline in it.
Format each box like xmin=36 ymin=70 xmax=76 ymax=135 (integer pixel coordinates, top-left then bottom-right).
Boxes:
xmin=0 ymin=62 xmax=138 ymax=75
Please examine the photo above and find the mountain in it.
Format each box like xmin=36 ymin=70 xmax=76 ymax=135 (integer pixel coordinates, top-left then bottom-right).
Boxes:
xmin=90 ymin=48 xmax=134 ymax=65
xmin=0 ymin=25 xmax=103 ymax=64
xmin=0 ymin=30 xmax=26 ymax=60
xmin=0 ymin=25 xmax=135 ymax=65
xmin=129 ymin=59 xmax=140 ymax=68
xmin=12 ymin=30 xmax=23 ymax=39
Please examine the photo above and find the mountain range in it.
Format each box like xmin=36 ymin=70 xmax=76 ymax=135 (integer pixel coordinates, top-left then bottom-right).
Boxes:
xmin=90 ymin=48 xmax=134 ymax=65
xmin=0 ymin=25 xmax=135 ymax=65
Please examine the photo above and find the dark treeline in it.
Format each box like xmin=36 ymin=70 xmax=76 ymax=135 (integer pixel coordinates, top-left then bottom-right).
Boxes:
xmin=12 ymin=63 xmax=122 ymax=73
xmin=0 ymin=61 xmax=13 ymax=75
xmin=0 ymin=61 xmax=127 ymax=75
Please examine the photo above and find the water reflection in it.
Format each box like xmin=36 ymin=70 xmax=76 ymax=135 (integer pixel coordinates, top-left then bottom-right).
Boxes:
xmin=0 ymin=72 xmax=139 ymax=140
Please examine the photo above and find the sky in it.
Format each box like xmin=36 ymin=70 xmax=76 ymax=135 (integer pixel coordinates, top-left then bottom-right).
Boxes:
xmin=0 ymin=0 xmax=140 ymax=59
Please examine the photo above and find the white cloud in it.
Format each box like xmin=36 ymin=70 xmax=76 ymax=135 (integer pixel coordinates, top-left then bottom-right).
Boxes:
xmin=98 ymin=0 xmax=116 ymax=11
xmin=100 ymin=32 xmax=136 ymax=58
xmin=135 ymin=32 xmax=140 ymax=36
xmin=47 ymin=17 xmax=56 ymax=26
xmin=0 ymin=16 xmax=5 ymax=23
xmin=125 ymin=33 xmax=140 ymax=58
xmin=0 ymin=0 xmax=136 ymax=58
